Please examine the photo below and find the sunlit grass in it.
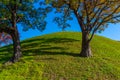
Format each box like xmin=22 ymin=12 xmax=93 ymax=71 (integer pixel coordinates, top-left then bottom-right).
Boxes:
xmin=0 ymin=32 xmax=120 ymax=80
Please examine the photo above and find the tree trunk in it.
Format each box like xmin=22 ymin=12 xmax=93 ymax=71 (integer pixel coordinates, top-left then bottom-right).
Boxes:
xmin=10 ymin=29 xmax=22 ymax=62
xmin=80 ymin=31 xmax=92 ymax=57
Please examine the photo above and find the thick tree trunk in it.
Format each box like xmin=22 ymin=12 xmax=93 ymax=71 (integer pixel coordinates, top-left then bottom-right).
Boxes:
xmin=9 ymin=5 xmax=22 ymax=62
xmin=80 ymin=32 xmax=92 ymax=57
xmin=10 ymin=29 xmax=22 ymax=62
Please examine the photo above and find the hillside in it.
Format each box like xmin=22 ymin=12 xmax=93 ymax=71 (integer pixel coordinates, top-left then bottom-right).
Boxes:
xmin=0 ymin=32 xmax=120 ymax=80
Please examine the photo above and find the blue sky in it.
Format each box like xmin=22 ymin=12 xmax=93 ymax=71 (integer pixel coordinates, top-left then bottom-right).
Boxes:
xmin=18 ymin=1 xmax=120 ymax=41
xmin=18 ymin=12 xmax=120 ymax=41
xmin=98 ymin=23 xmax=120 ymax=41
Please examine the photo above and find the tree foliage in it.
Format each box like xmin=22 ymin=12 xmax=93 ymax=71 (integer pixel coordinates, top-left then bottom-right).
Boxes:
xmin=0 ymin=0 xmax=51 ymax=62
xmin=0 ymin=0 xmax=49 ymax=32
xmin=46 ymin=0 xmax=120 ymax=57
xmin=47 ymin=0 xmax=120 ymax=35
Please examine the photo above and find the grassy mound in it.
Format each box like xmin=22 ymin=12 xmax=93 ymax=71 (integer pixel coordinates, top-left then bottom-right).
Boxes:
xmin=0 ymin=32 xmax=120 ymax=80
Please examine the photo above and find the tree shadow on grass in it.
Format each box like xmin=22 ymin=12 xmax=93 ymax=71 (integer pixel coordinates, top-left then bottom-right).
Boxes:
xmin=22 ymin=37 xmax=80 ymax=57
xmin=0 ymin=55 xmax=11 ymax=63
xmin=0 ymin=45 xmax=13 ymax=63
xmin=0 ymin=50 xmax=12 ymax=63
xmin=22 ymin=37 xmax=79 ymax=45
xmin=0 ymin=37 xmax=80 ymax=63
xmin=0 ymin=45 xmax=13 ymax=53
xmin=23 ymin=48 xmax=79 ymax=57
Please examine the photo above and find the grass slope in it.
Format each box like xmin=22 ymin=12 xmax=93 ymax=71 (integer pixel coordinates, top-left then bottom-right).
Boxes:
xmin=0 ymin=32 xmax=120 ymax=80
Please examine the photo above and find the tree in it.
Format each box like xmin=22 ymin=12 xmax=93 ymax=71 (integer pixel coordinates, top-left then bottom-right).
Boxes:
xmin=0 ymin=0 xmax=50 ymax=62
xmin=46 ymin=0 xmax=120 ymax=57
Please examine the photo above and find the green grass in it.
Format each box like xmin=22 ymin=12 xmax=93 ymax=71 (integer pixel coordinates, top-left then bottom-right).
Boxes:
xmin=0 ymin=32 xmax=120 ymax=80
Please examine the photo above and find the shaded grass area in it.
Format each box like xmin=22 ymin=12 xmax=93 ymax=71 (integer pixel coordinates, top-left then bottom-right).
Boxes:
xmin=0 ymin=32 xmax=120 ymax=80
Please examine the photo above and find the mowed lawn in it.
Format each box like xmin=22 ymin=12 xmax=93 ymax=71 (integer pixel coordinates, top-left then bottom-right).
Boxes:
xmin=0 ymin=32 xmax=120 ymax=80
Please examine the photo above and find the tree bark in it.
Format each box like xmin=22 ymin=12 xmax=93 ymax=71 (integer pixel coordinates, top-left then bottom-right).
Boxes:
xmin=0 ymin=27 xmax=22 ymax=63
xmin=80 ymin=31 xmax=92 ymax=57
xmin=10 ymin=29 xmax=22 ymax=62
xmin=9 ymin=3 xmax=22 ymax=62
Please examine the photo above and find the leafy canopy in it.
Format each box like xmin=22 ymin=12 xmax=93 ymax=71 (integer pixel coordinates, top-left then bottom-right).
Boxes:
xmin=0 ymin=0 xmax=51 ymax=31
xmin=46 ymin=0 xmax=120 ymax=35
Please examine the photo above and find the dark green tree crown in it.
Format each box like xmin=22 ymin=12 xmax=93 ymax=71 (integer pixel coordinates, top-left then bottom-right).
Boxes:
xmin=0 ymin=0 xmax=52 ymax=31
